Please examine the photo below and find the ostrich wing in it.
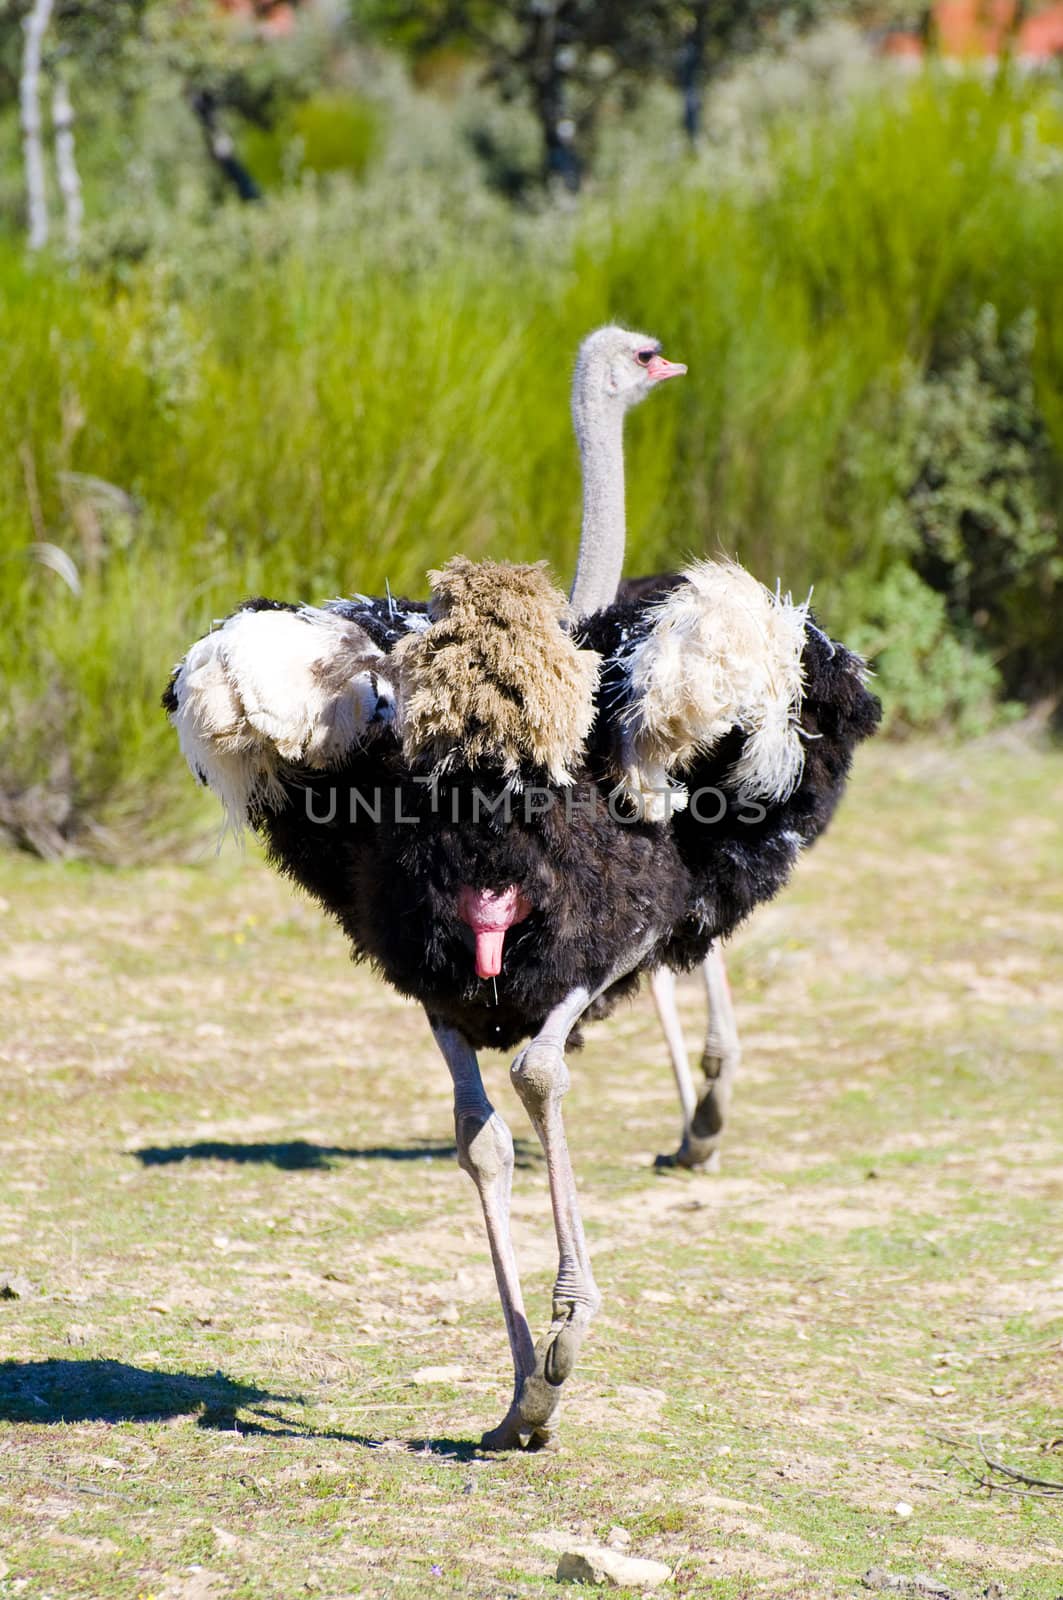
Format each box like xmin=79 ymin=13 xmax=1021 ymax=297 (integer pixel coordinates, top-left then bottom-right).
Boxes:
xmin=165 ymin=602 xmax=390 ymax=834
xmin=614 ymin=560 xmax=809 ymax=822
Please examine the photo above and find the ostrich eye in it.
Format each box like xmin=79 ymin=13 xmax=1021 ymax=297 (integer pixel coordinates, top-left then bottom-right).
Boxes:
xmin=636 ymin=349 xmax=655 ymax=366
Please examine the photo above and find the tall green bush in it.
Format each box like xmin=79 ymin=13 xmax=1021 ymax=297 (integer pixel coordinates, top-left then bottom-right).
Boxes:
xmin=888 ymin=306 xmax=1062 ymax=700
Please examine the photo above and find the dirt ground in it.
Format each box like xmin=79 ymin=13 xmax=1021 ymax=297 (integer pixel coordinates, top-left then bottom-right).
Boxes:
xmin=1 ymin=736 xmax=1061 ymax=1599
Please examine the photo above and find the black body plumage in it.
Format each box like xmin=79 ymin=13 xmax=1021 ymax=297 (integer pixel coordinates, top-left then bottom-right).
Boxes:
xmin=198 ymin=589 xmax=882 ymax=1052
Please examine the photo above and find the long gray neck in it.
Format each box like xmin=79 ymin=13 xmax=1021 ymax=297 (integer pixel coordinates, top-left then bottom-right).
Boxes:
xmin=569 ymin=398 xmax=626 ymax=618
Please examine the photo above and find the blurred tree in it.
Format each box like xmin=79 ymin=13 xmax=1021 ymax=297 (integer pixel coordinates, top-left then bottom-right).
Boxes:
xmin=673 ymin=1 xmax=834 ymax=144
xmin=361 ymin=0 xmax=836 ymax=190
xmin=0 ymin=0 xmax=309 ymax=227
xmin=362 ymin=0 xmax=603 ymax=193
xmin=0 ymin=0 xmax=151 ymax=106
xmin=19 ymin=0 xmax=54 ymax=248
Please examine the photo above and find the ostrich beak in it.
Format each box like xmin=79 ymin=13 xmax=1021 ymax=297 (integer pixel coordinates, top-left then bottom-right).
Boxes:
xmin=457 ymin=885 xmax=532 ymax=980
xmin=647 ymin=354 xmax=687 ymax=383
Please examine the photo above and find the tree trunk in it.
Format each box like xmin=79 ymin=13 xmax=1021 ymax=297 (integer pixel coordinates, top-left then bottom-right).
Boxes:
xmin=525 ymin=6 xmax=582 ymax=194
xmin=191 ymin=90 xmax=262 ymax=203
xmin=20 ymin=0 xmax=55 ymax=250
xmin=679 ymin=1 xmax=709 ymax=146
xmin=538 ymin=68 xmax=581 ymax=193
xmin=52 ymin=74 xmax=83 ymax=252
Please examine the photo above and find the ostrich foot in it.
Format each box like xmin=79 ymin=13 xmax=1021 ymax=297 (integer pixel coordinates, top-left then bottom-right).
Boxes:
xmin=654 ymin=1066 xmax=730 ymax=1171
xmin=479 ymin=1301 xmax=592 ymax=1452
xmin=479 ymin=1406 xmax=560 ymax=1453
xmin=655 ymin=1140 xmax=722 ymax=1172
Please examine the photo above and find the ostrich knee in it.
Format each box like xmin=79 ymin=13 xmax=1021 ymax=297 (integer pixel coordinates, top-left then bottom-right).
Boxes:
xmin=511 ymin=1042 xmax=571 ymax=1118
xmin=455 ymin=1105 xmax=515 ymax=1190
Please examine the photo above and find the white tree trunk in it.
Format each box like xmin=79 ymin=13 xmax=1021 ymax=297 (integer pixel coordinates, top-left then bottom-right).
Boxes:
xmin=20 ymin=0 xmax=55 ymax=250
xmin=52 ymin=75 xmax=83 ymax=252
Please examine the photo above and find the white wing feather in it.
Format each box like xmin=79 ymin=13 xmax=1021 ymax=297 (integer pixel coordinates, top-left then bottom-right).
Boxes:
xmin=618 ymin=561 xmax=808 ymax=822
xmin=168 ymin=606 xmax=387 ymax=835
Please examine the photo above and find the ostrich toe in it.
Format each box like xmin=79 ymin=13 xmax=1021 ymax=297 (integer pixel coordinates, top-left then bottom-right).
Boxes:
xmin=655 ymin=1140 xmax=722 ymax=1172
xmin=479 ymin=1300 xmax=593 ymax=1451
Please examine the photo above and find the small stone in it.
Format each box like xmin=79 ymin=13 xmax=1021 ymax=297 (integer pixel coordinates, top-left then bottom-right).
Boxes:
xmin=894 ymin=1502 xmax=913 ymax=1519
xmin=148 ymin=1302 xmax=171 ymax=1316
xmin=861 ymin=1570 xmax=953 ymax=1598
xmin=929 ymin=1384 xmax=955 ymax=1397
xmin=605 ymin=1526 xmax=632 ymax=1550
xmin=438 ymin=1303 xmax=459 ymax=1325
xmin=0 ymin=1274 xmax=34 ymax=1301
xmin=556 ymin=1547 xmax=671 ymax=1588
xmin=410 ymin=1365 xmax=464 ymax=1386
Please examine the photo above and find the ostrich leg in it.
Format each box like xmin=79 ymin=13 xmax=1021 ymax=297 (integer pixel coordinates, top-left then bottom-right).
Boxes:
xmin=428 ymin=1019 xmax=537 ymax=1437
xmin=698 ymin=942 xmax=740 ymax=1134
xmin=481 ymin=953 xmax=653 ymax=1452
xmin=649 ymin=966 xmax=698 ymax=1152
xmin=653 ymin=944 xmax=741 ymax=1171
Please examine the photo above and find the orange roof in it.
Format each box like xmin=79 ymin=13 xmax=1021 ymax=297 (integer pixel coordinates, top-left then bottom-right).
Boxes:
xmin=881 ymin=0 xmax=1063 ymax=60
xmin=1022 ymin=5 xmax=1063 ymax=51
xmin=935 ymin=0 xmax=1017 ymax=56
xmin=217 ymin=0 xmax=297 ymax=36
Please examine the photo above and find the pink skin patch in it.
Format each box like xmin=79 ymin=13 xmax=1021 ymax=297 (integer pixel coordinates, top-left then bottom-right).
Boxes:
xmin=646 ymin=353 xmax=687 ymax=383
xmin=456 ymin=885 xmax=532 ymax=980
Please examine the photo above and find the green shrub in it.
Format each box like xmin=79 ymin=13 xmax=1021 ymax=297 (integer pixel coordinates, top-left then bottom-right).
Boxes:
xmin=839 ymin=563 xmax=1009 ymax=738
xmin=243 ymin=93 xmax=381 ymax=188
xmin=886 ymin=305 xmax=1062 ymax=700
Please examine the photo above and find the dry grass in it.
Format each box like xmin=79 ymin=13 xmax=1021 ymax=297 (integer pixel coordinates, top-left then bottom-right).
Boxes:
xmin=0 ymin=737 xmax=1061 ymax=1598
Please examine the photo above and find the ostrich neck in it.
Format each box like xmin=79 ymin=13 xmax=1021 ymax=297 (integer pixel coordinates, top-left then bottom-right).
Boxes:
xmin=569 ymin=402 xmax=626 ymax=618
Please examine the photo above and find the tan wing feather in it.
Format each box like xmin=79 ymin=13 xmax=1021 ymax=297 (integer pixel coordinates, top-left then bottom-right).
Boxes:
xmin=393 ymin=557 xmax=600 ymax=786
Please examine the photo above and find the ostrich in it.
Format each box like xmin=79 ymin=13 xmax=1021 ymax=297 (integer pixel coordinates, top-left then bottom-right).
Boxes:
xmin=165 ymin=326 xmax=879 ymax=1450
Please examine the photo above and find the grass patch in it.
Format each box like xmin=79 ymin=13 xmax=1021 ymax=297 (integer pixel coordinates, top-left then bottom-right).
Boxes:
xmin=0 ymin=740 xmax=1061 ymax=1595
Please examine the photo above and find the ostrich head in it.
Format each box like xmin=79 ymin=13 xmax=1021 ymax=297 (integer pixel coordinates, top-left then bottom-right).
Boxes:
xmin=573 ymin=324 xmax=686 ymax=418
xmin=569 ymin=325 xmax=686 ymax=618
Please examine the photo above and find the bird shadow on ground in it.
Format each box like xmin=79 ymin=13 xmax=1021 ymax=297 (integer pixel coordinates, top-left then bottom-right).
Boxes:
xmin=0 ymin=1360 xmax=494 ymax=1459
xmin=130 ymin=1137 xmax=539 ymax=1170
xmin=404 ymin=1436 xmax=482 ymax=1462
xmin=0 ymin=1358 xmax=385 ymax=1447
